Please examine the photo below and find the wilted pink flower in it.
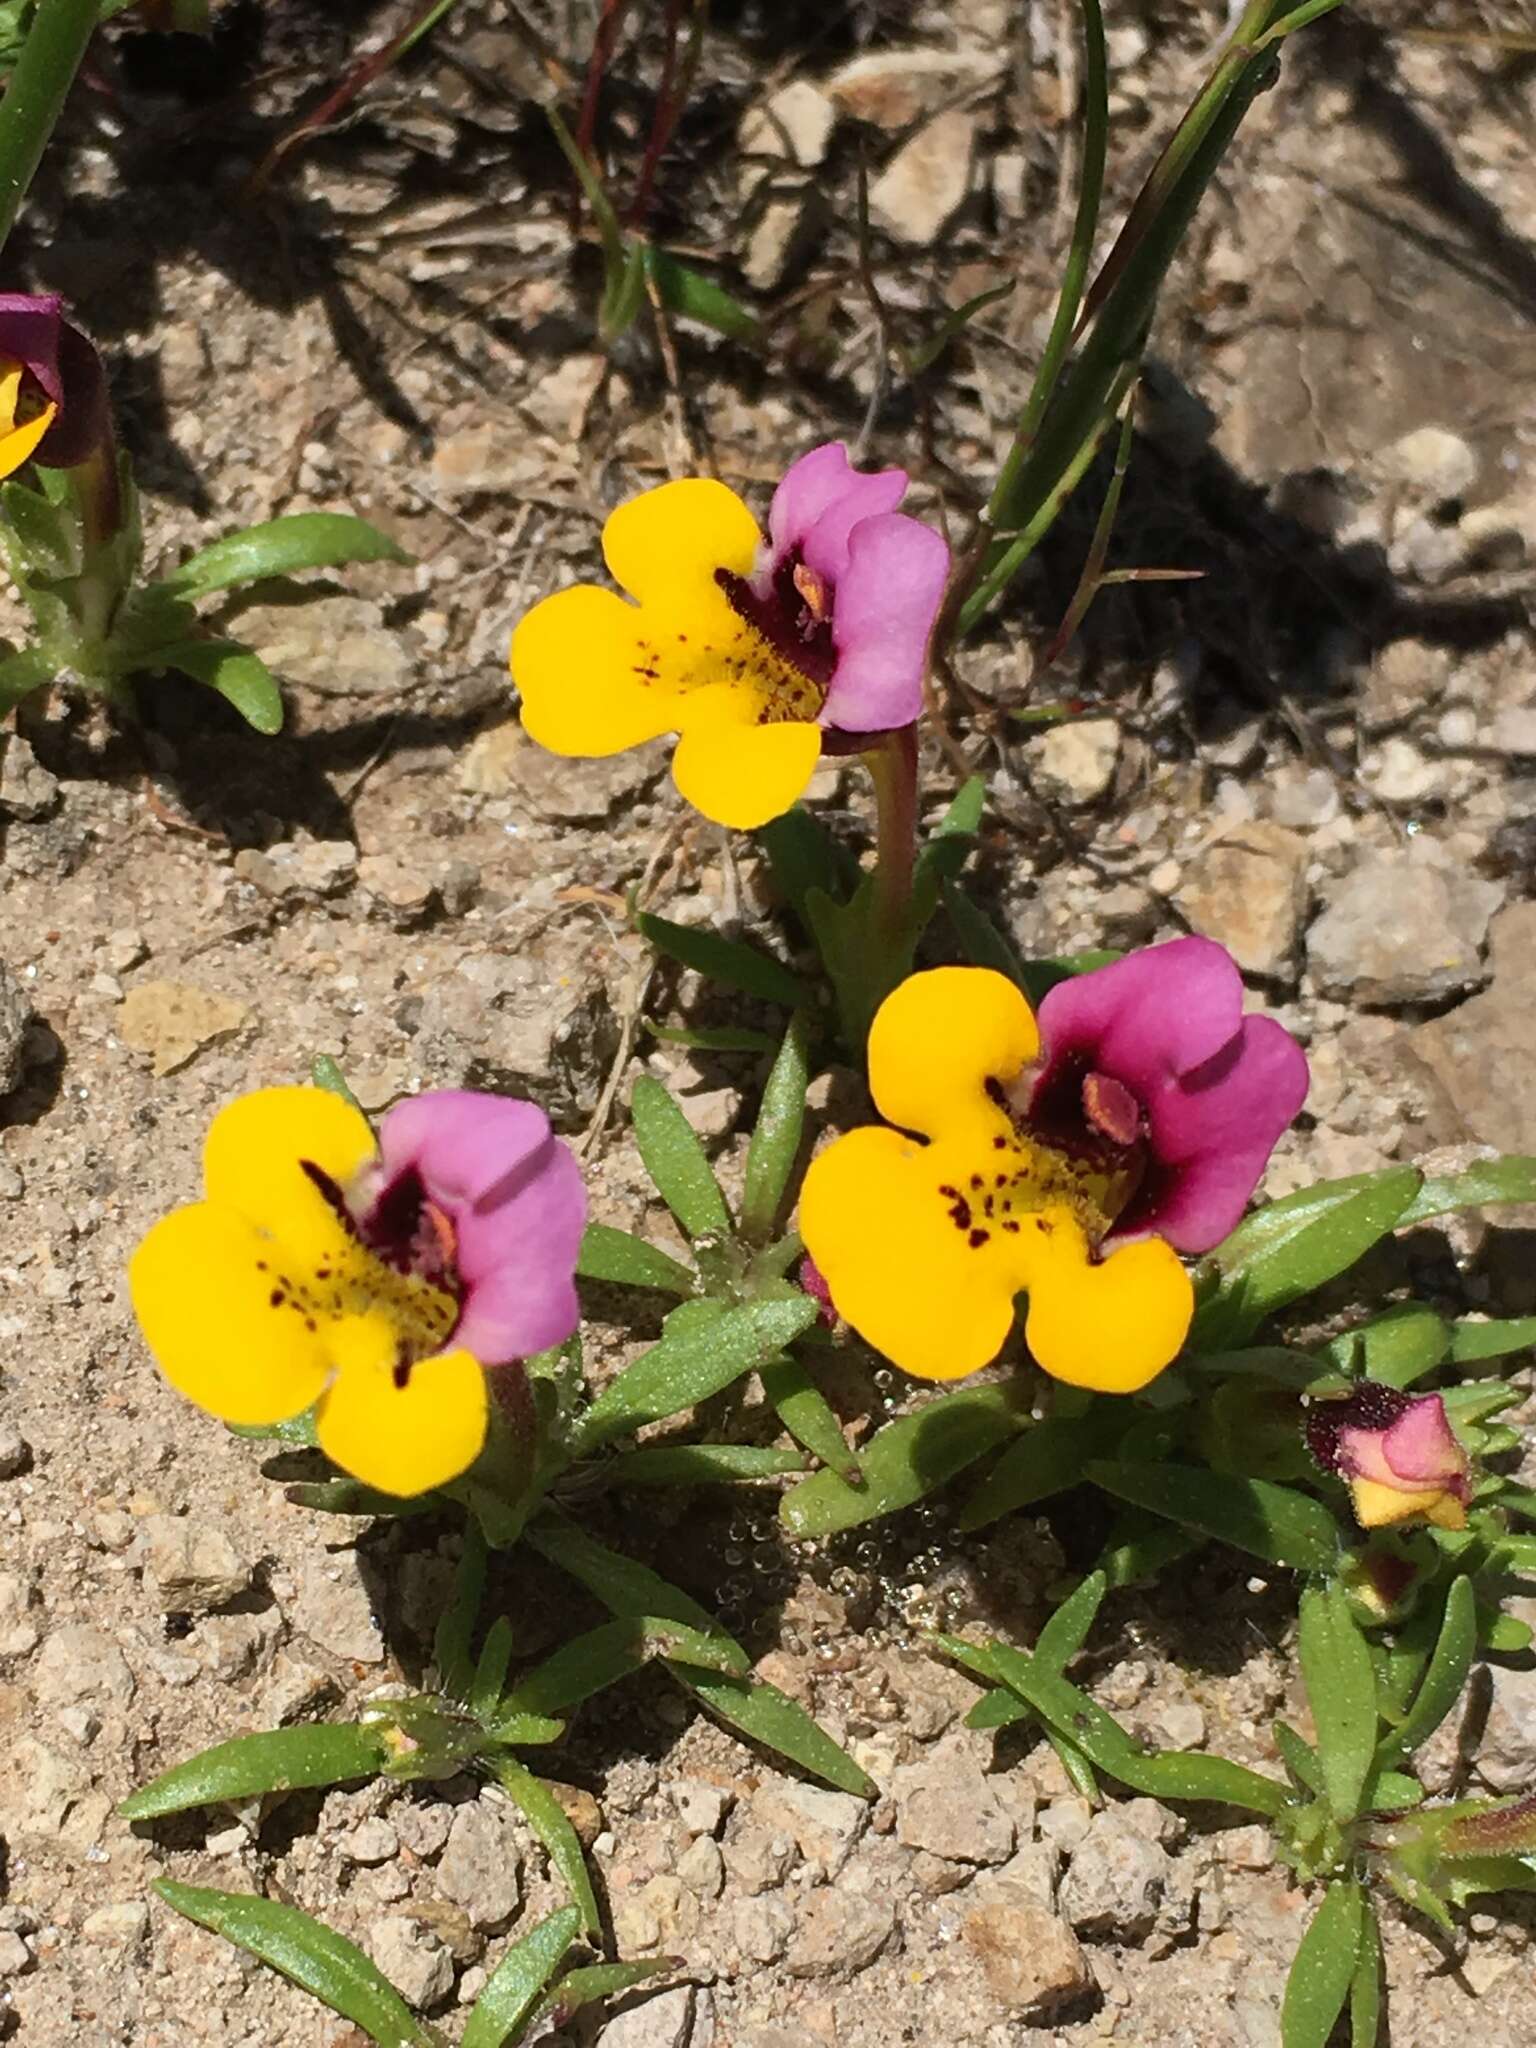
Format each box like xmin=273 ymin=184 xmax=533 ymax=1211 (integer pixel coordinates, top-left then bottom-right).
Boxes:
xmin=1025 ymin=935 xmax=1310 ymax=1252
xmin=1306 ymin=1385 xmax=1471 ymax=1531
xmin=0 ymin=291 xmax=109 ymax=475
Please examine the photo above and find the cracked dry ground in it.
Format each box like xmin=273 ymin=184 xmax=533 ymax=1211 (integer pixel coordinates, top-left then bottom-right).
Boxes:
xmin=2 ymin=1 xmax=1536 ymax=2043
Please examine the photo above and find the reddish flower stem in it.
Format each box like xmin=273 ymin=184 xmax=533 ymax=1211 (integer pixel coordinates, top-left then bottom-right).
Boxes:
xmin=865 ymin=723 xmax=919 ymax=939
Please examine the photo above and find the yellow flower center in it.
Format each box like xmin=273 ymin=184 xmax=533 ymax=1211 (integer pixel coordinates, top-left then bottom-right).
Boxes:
xmin=249 ymin=1229 xmax=459 ymax=1377
xmin=0 ymin=354 xmax=58 ymax=482
xmin=935 ymin=1126 xmax=1143 ymax=1257
xmin=254 ymin=1162 xmax=461 ymax=1378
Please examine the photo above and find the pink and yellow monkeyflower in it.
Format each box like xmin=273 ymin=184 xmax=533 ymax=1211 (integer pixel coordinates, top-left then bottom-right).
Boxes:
xmin=130 ymin=1087 xmax=586 ymax=1497
xmin=801 ymin=937 xmax=1309 ymax=1392
xmin=512 ymin=442 xmax=950 ymax=830
xmin=1306 ymin=1386 xmax=1471 ymax=1531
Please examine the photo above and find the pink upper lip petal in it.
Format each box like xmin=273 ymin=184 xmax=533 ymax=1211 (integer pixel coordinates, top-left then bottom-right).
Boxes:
xmin=1030 ymin=936 xmax=1310 ymax=1253
xmin=760 ymin=441 xmax=951 ymax=736
xmin=373 ymin=1089 xmax=587 ymax=1365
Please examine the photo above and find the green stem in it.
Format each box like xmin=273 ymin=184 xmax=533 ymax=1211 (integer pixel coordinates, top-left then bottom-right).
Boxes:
xmin=0 ymin=0 xmax=101 ymax=258
xmin=986 ymin=0 xmax=1107 ymax=524
xmin=865 ymin=724 xmax=918 ymax=938
xmin=959 ymin=358 xmax=1140 ymax=631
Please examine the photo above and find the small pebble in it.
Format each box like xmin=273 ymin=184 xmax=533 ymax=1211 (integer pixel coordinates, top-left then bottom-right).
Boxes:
xmin=0 ymin=1425 xmax=33 ymax=1478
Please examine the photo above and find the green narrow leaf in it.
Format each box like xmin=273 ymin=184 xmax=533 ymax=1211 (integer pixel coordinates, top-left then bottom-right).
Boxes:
xmin=603 ymin=1443 xmax=807 ymax=1486
xmin=600 ymin=235 xmax=648 ymax=343
xmin=1035 ymin=1571 xmax=1108 ymax=1668
xmin=1378 ymin=1576 xmax=1476 ymax=1770
xmin=1280 ymin=1880 xmax=1363 ymax=2048
xmin=1395 ymin=1155 xmax=1536 ymax=1226
xmin=781 ymin=1384 xmax=1029 ymax=1538
xmin=943 ymin=878 xmax=1031 ymax=990
xmin=0 ymin=644 xmax=57 ymax=710
xmin=155 ymin=639 xmax=284 ymax=734
xmin=1370 ymin=1770 xmax=1423 ymax=1808
xmin=434 ymin=1524 xmax=487 ymax=1701
xmin=534 ymin=1959 xmax=674 ymax=2029
xmin=1448 ymin=1315 xmax=1536 ymax=1364
xmin=760 ymin=1352 xmax=859 ymax=1482
xmin=0 ymin=477 xmax=82 ymax=579
xmin=284 ymin=1477 xmax=441 ymax=1518
xmin=966 ymin=1685 xmax=1031 ymax=1731
xmin=904 ymin=279 xmax=1014 ymax=375
xmin=1191 ymin=1169 xmax=1423 ymax=1350
xmin=1048 ymin=1733 xmax=1101 ymax=1803
xmin=1481 ymin=1611 xmax=1531 ymax=1655
xmin=569 ymin=1296 xmax=817 ymax=1454
xmin=470 ymin=1618 xmax=515 ymax=1723
xmin=525 ymin=1514 xmax=744 ymax=1651
xmin=646 ymin=1021 xmax=778 ymax=1055
xmin=741 ymin=1017 xmax=810 ymax=1243
xmin=1318 ymin=1303 xmax=1450 ymax=1388
xmin=501 ymin=1615 xmax=747 ymax=1722
xmin=630 ymin=1075 xmax=733 ymax=1240
xmin=310 ymin=1053 xmax=363 ymax=1110
xmin=1093 ymin=1511 xmax=1205 ymax=1589
xmin=757 ymin=803 xmax=860 ymax=923
xmin=1349 ymin=1896 xmax=1382 ymax=2048
xmin=957 ymin=1413 xmax=1112 ymax=1531
xmin=492 ymin=1761 xmax=600 ymax=1936
xmin=120 ymin=1724 xmax=388 ymax=1820
xmin=912 ymin=776 xmax=986 ymax=907
xmin=576 ymin=1221 xmax=695 ymax=1295
xmin=1015 ymin=950 xmax=1122 ymax=1007
xmin=633 ymin=909 xmax=811 ymax=1011
xmin=460 ymin=1906 xmax=581 ymax=2048
xmin=160 ymin=512 xmax=408 ymax=596
xmin=1298 ymin=1585 xmax=1377 ymax=1823
xmin=1275 ymin=1723 xmax=1323 ymax=1794
xmin=974 ymin=1639 xmax=1287 ymax=1816
xmin=644 ymin=245 xmax=761 ymax=343
xmin=1086 ymin=1461 xmax=1340 ymax=1573
xmin=230 ymin=1409 xmax=319 ymax=1447
xmin=676 ymin=1667 xmax=874 ymax=1797
xmin=153 ymin=1881 xmax=433 ymax=2045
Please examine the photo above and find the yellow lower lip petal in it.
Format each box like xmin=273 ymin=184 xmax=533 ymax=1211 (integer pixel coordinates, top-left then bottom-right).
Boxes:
xmin=129 ymin=1201 xmax=330 ymax=1427
xmin=316 ymin=1332 xmax=487 ymax=1497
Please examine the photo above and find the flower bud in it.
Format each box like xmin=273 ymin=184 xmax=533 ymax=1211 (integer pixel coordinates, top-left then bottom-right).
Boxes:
xmin=1306 ymin=1386 xmax=1470 ymax=1531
